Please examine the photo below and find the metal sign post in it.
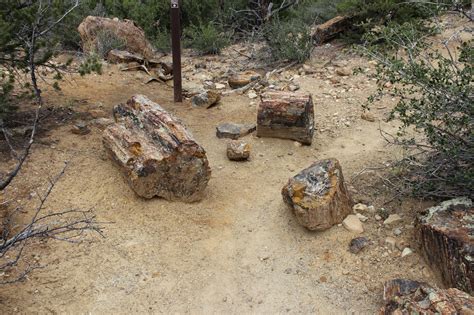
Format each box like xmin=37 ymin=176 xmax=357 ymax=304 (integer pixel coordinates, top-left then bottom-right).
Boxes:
xmin=171 ymin=0 xmax=182 ymax=102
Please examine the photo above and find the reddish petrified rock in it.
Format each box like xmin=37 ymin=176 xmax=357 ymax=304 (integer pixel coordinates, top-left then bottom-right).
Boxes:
xmin=381 ymin=278 xmax=474 ymax=314
xmin=282 ymin=158 xmax=353 ymax=230
xmin=103 ymin=95 xmax=211 ymax=202
xmin=415 ymin=198 xmax=474 ymax=294
xmin=257 ymin=91 xmax=315 ymax=145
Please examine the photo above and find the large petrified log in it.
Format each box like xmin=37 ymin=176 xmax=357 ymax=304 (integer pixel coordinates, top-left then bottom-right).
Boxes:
xmin=380 ymin=278 xmax=474 ymax=314
xmin=257 ymin=91 xmax=314 ymax=145
xmin=282 ymin=158 xmax=353 ymax=230
xmin=311 ymin=16 xmax=351 ymax=45
xmin=78 ymin=16 xmax=155 ymax=59
xmin=103 ymin=95 xmax=211 ymax=202
xmin=415 ymin=198 xmax=474 ymax=294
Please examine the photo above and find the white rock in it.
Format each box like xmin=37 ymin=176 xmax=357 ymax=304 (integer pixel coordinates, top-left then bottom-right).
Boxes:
xmin=342 ymin=215 xmax=364 ymax=234
xmin=401 ymin=247 xmax=413 ymax=257
xmin=356 ymin=213 xmax=368 ymax=222
xmin=353 ymin=203 xmax=368 ymax=213
xmin=215 ymin=83 xmax=226 ymax=90
xmin=248 ymin=91 xmax=258 ymax=99
xmin=384 ymin=214 xmax=402 ymax=225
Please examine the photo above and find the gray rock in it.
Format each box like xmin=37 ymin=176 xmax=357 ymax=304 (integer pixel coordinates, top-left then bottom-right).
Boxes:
xmin=216 ymin=123 xmax=256 ymax=139
xmin=192 ymin=90 xmax=221 ymax=108
xmin=71 ymin=121 xmax=90 ymax=135
xmin=349 ymin=237 xmax=370 ymax=254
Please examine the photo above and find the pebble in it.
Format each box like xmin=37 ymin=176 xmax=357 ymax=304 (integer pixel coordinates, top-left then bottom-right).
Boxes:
xmin=356 ymin=213 xmax=369 ymax=222
xmin=71 ymin=121 xmax=90 ymax=135
xmin=248 ymin=91 xmax=258 ymax=99
xmin=342 ymin=215 xmax=364 ymax=234
xmin=401 ymin=247 xmax=413 ymax=258
xmin=375 ymin=214 xmax=382 ymax=221
xmin=349 ymin=237 xmax=370 ymax=254
xmin=385 ymin=237 xmax=397 ymax=250
xmin=393 ymin=228 xmax=402 ymax=236
xmin=384 ymin=214 xmax=402 ymax=225
xmin=215 ymin=83 xmax=226 ymax=90
xmin=353 ymin=203 xmax=368 ymax=212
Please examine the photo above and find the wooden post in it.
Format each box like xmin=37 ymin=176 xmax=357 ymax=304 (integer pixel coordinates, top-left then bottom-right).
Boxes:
xmin=171 ymin=0 xmax=182 ymax=102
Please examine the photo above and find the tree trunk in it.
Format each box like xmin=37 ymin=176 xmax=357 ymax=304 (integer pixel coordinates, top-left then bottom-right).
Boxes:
xmin=257 ymin=91 xmax=314 ymax=145
xmin=415 ymin=198 xmax=474 ymax=294
xmin=103 ymin=95 xmax=211 ymax=202
xmin=282 ymin=158 xmax=353 ymax=230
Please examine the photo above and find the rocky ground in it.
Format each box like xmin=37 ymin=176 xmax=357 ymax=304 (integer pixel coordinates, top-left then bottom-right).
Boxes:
xmin=1 ymin=14 xmax=469 ymax=314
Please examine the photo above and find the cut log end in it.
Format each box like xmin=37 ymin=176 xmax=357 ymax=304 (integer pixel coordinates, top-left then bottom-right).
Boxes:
xmin=257 ymin=91 xmax=314 ymax=145
xmin=103 ymin=95 xmax=211 ymax=202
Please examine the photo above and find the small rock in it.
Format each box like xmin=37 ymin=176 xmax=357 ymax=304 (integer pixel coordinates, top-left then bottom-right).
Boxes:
xmin=393 ymin=228 xmax=402 ymax=236
xmin=401 ymin=247 xmax=413 ymax=258
xmin=216 ymin=123 xmax=256 ymax=139
xmin=71 ymin=121 xmax=90 ymax=135
xmin=228 ymin=70 xmax=261 ymax=89
xmin=385 ymin=237 xmax=397 ymax=250
xmin=227 ymin=140 xmax=250 ymax=161
xmin=192 ymin=90 xmax=221 ymax=108
xmin=248 ymin=91 xmax=258 ymax=99
xmin=336 ymin=68 xmax=351 ymax=77
xmin=215 ymin=83 xmax=226 ymax=90
xmin=288 ymin=84 xmax=300 ymax=92
xmin=353 ymin=203 xmax=368 ymax=212
xmin=375 ymin=214 xmax=382 ymax=221
xmin=349 ymin=237 xmax=370 ymax=254
xmin=361 ymin=112 xmax=376 ymax=122
xmin=356 ymin=213 xmax=369 ymax=222
xmin=384 ymin=214 xmax=402 ymax=225
xmin=343 ymin=215 xmax=364 ymax=234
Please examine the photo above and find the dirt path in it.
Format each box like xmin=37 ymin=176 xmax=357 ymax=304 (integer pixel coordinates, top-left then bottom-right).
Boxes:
xmin=0 ymin=46 xmax=439 ymax=314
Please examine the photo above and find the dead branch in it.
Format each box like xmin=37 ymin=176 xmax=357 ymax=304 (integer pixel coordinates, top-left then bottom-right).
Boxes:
xmin=0 ymin=163 xmax=107 ymax=284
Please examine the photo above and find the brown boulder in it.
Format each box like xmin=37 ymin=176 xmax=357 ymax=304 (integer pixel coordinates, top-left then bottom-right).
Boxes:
xmin=78 ymin=16 xmax=154 ymax=59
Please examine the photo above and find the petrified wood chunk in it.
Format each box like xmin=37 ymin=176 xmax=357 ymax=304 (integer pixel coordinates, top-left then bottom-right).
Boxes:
xmin=311 ymin=16 xmax=351 ymax=45
xmin=257 ymin=92 xmax=314 ymax=145
xmin=381 ymin=278 xmax=474 ymax=314
xmin=107 ymin=49 xmax=144 ymax=64
xmin=227 ymin=140 xmax=250 ymax=161
xmin=415 ymin=198 xmax=474 ymax=294
xmin=216 ymin=123 xmax=256 ymax=139
xmin=103 ymin=95 xmax=211 ymax=202
xmin=282 ymin=158 xmax=353 ymax=230
xmin=228 ymin=70 xmax=261 ymax=89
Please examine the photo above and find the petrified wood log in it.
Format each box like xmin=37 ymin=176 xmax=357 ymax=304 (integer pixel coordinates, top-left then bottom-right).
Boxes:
xmin=311 ymin=16 xmax=351 ymax=45
xmin=103 ymin=95 xmax=211 ymax=202
xmin=415 ymin=198 xmax=474 ymax=294
xmin=257 ymin=92 xmax=314 ymax=145
xmin=282 ymin=158 xmax=353 ymax=230
xmin=381 ymin=278 xmax=474 ymax=314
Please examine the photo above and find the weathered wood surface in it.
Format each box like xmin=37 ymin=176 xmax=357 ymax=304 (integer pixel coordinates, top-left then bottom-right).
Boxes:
xmin=282 ymin=158 xmax=353 ymax=230
xmin=311 ymin=16 xmax=351 ymax=45
xmin=381 ymin=278 xmax=474 ymax=314
xmin=103 ymin=95 xmax=211 ymax=202
xmin=257 ymin=91 xmax=314 ymax=145
xmin=78 ymin=16 xmax=155 ymax=59
xmin=415 ymin=198 xmax=474 ymax=294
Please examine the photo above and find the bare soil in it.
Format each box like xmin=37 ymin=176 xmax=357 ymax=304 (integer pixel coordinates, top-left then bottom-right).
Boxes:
xmin=2 ymin=31 xmax=458 ymax=313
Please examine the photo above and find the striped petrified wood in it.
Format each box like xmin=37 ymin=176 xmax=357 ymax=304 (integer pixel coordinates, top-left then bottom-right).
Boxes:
xmin=257 ymin=91 xmax=314 ymax=145
xmin=103 ymin=95 xmax=211 ymax=202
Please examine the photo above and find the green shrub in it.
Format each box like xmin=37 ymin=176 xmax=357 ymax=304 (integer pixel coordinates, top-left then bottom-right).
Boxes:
xmin=94 ymin=30 xmax=126 ymax=58
xmin=359 ymin=21 xmax=473 ymax=199
xmin=265 ymin=18 xmax=313 ymax=62
xmin=184 ymin=23 xmax=229 ymax=55
xmin=0 ymin=70 xmax=15 ymax=120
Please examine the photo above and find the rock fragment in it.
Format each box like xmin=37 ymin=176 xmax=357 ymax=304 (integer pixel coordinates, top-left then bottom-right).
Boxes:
xmin=192 ymin=90 xmax=221 ymax=108
xmin=216 ymin=123 xmax=256 ymax=140
xmin=349 ymin=237 xmax=370 ymax=254
xmin=282 ymin=159 xmax=353 ymax=231
xmin=71 ymin=121 xmax=90 ymax=135
xmin=228 ymin=70 xmax=261 ymax=89
xmin=226 ymin=140 xmax=250 ymax=161
xmin=343 ymin=215 xmax=364 ymax=234
xmin=384 ymin=214 xmax=402 ymax=225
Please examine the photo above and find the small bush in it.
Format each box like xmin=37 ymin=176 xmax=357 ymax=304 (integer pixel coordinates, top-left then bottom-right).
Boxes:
xmin=153 ymin=29 xmax=171 ymax=53
xmin=94 ymin=30 xmax=126 ymax=58
xmin=359 ymin=20 xmax=473 ymax=199
xmin=184 ymin=23 xmax=229 ymax=55
xmin=265 ymin=18 xmax=313 ymax=63
xmin=0 ymin=71 xmax=15 ymax=120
